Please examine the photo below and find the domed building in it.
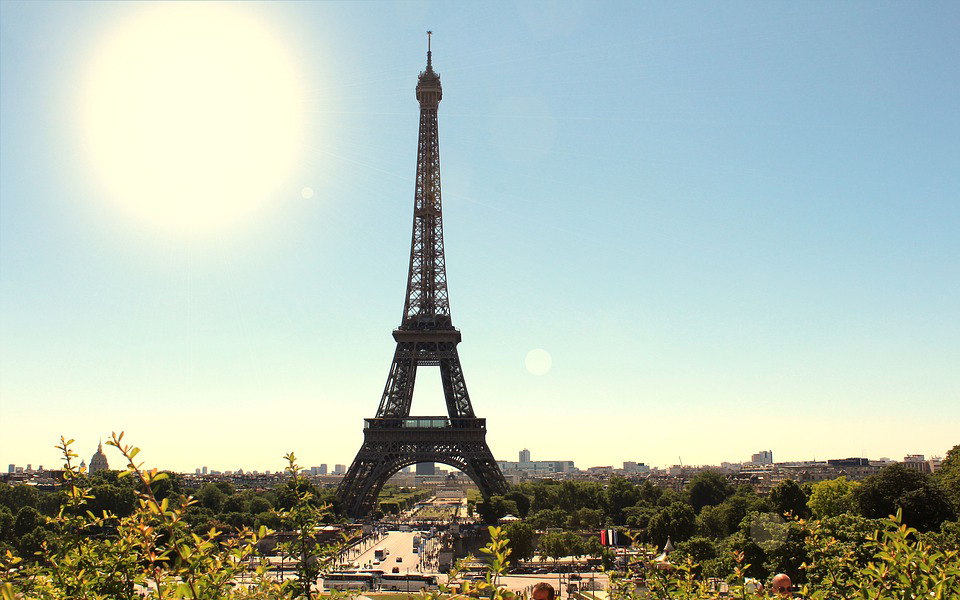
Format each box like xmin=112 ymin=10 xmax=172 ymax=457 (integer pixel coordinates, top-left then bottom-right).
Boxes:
xmin=89 ymin=442 xmax=110 ymax=474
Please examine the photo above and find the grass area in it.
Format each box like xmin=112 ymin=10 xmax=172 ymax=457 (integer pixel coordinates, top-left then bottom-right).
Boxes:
xmin=414 ymin=506 xmax=458 ymax=519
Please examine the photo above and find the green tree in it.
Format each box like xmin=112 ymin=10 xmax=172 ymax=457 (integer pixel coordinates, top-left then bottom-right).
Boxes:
xmin=583 ymin=535 xmax=603 ymax=558
xmin=802 ymin=512 xmax=883 ymax=590
xmin=687 ymin=471 xmax=734 ymax=514
xmin=527 ymin=508 xmax=567 ymax=530
xmin=478 ymin=496 xmax=517 ymax=524
xmin=0 ymin=505 xmax=14 ymax=546
xmin=222 ymin=494 xmax=247 ymax=514
xmin=87 ymin=483 xmax=136 ymax=518
xmin=277 ymin=452 xmax=337 ymax=599
xmin=898 ymin=484 xmax=956 ymax=533
xmin=254 ymin=510 xmax=282 ymax=531
xmin=503 ymin=522 xmax=537 ymax=561
xmin=770 ymin=479 xmax=809 ymax=518
xmin=807 ymin=476 xmax=858 ymax=519
xmin=196 ymin=483 xmax=225 ymax=513
xmin=562 ymin=531 xmax=586 ymax=558
xmin=697 ymin=492 xmax=770 ymax=539
xmin=150 ymin=470 xmax=183 ymax=502
xmin=647 ymin=501 xmax=696 ymax=548
xmin=249 ymin=496 xmax=273 ymax=515
xmin=13 ymin=506 xmax=44 ymax=540
xmin=0 ymin=484 xmax=39 ymax=513
xmin=695 ymin=503 xmax=726 ymax=539
xmin=934 ymin=443 xmax=960 ymax=511
xmin=567 ymin=507 xmax=604 ymax=530
xmin=538 ymin=531 xmax=567 ymax=563
xmin=504 ymin=490 xmax=532 ymax=518
xmin=623 ymin=505 xmax=657 ymax=531
xmin=636 ymin=480 xmax=664 ymax=507
xmin=856 ymin=464 xmax=956 ymax=531
xmin=555 ymin=481 xmax=603 ymax=514
xmin=604 ymin=477 xmax=640 ymax=525
xmin=675 ymin=536 xmax=719 ymax=566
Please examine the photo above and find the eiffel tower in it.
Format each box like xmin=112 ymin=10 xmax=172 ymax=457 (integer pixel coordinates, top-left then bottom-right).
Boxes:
xmin=337 ymin=34 xmax=508 ymax=518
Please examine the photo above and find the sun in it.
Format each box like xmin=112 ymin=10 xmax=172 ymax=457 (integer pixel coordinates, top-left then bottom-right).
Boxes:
xmin=79 ymin=4 xmax=305 ymax=235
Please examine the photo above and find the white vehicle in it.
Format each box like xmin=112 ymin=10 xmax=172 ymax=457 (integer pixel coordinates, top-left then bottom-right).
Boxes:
xmin=380 ymin=574 xmax=439 ymax=592
xmin=374 ymin=547 xmax=387 ymax=561
xmin=322 ymin=572 xmax=377 ymax=591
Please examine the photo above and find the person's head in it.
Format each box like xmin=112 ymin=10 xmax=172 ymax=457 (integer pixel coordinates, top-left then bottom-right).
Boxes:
xmin=771 ymin=573 xmax=792 ymax=596
xmin=532 ymin=582 xmax=555 ymax=600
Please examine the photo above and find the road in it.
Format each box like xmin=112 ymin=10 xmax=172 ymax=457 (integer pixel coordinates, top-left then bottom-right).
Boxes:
xmin=340 ymin=529 xmax=608 ymax=596
xmin=342 ymin=530 xmax=440 ymax=574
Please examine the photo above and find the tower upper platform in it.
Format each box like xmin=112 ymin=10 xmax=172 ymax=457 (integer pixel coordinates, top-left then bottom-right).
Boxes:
xmin=417 ymin=32 xmax=442 ymax=106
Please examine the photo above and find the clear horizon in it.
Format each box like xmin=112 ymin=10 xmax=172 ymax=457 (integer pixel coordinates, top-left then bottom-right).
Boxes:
xmin=2 ymin=2 xmax=958 ymax=475
xmin=3 ymin=438 xmax=952 ymax=477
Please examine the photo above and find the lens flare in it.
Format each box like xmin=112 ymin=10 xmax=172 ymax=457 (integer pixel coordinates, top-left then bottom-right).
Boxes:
xmin=525 ymin=348 xmax=553 ymax=375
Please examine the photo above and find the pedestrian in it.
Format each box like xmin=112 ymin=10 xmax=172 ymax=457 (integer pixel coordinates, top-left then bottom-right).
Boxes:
xmin=771 ymin=573 xmax=794 ymax=597
xmin=532 ymin=582 xmax=555 ymax=600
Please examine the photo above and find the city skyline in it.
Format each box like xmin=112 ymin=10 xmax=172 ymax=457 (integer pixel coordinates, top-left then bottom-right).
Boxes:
xmin=2 ymin=3 xmax=958 ymax=473
xmin=2 ymin=440 xmax=952 ymax=479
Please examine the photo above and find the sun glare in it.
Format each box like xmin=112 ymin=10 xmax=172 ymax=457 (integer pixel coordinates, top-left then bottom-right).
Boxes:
xmin=80 ymin=5 xmax=305 ymax=235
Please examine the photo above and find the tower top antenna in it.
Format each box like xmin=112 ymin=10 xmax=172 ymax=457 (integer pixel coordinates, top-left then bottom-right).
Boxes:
xmin=426 ymin=31 xmax=433 ymax=69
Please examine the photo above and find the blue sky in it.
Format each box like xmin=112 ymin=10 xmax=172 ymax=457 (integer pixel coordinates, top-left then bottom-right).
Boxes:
xmin=1 ymin=2 xmax=957 ymax=473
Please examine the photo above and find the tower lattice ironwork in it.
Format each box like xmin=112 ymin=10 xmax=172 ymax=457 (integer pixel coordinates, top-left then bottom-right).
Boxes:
xmin=337 ymin=34 xmax=507 ymax=518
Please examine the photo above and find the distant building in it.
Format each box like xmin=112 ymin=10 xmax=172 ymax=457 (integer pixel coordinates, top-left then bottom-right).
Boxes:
xmin=498 ymin=459 xmax=575 ymax=475
xmin=587 ymin=466 xmax=614 ymax=475
xmin=202 ymin=466 xmax=208 ymax=475
xmin=334 ymin=464 xmax=346 ymax=475
xmin=519 ymin=449 xmax=531 ymax=463
xmin=623 ymin=461 xmax=650 ymax=474
xmin=751 ymin=450 xmax=773 ymax=465
xmin=7 ymin=465 xmax=13 ymax=474
xmin=319 ymin=464 xmax=328 ymax=475
xmin=89 ymin=442 xmax=110 ymax=474
xmin=827 ymin=457 xmax=869 ymax=467
xmin=195 ymin=468 xmax=201 ymax=475
xmin=902 ymin=454 xmax=936 ymax=474
xmin=416 ymin=462 xmax=436 ymax=476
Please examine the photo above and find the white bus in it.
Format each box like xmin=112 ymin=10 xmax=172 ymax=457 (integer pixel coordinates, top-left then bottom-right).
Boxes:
xmin=322 ymin=572 xmax=377 ymax=591
xmin=374 ymin=547 xmax=388 ymax=561
xmin=380 ymin=574 xmax=439 ymax=592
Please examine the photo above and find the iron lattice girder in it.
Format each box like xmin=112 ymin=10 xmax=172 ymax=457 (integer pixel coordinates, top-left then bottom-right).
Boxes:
xmin=336 ymin=45 xmax=507 ymax=519
xmin=404 ymin=102 xmax=449 ymax=325
xmin=337 ymin=420 xmax=507 ymax=518
xmin=375 ymin=333 xmax=473 ymax=419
